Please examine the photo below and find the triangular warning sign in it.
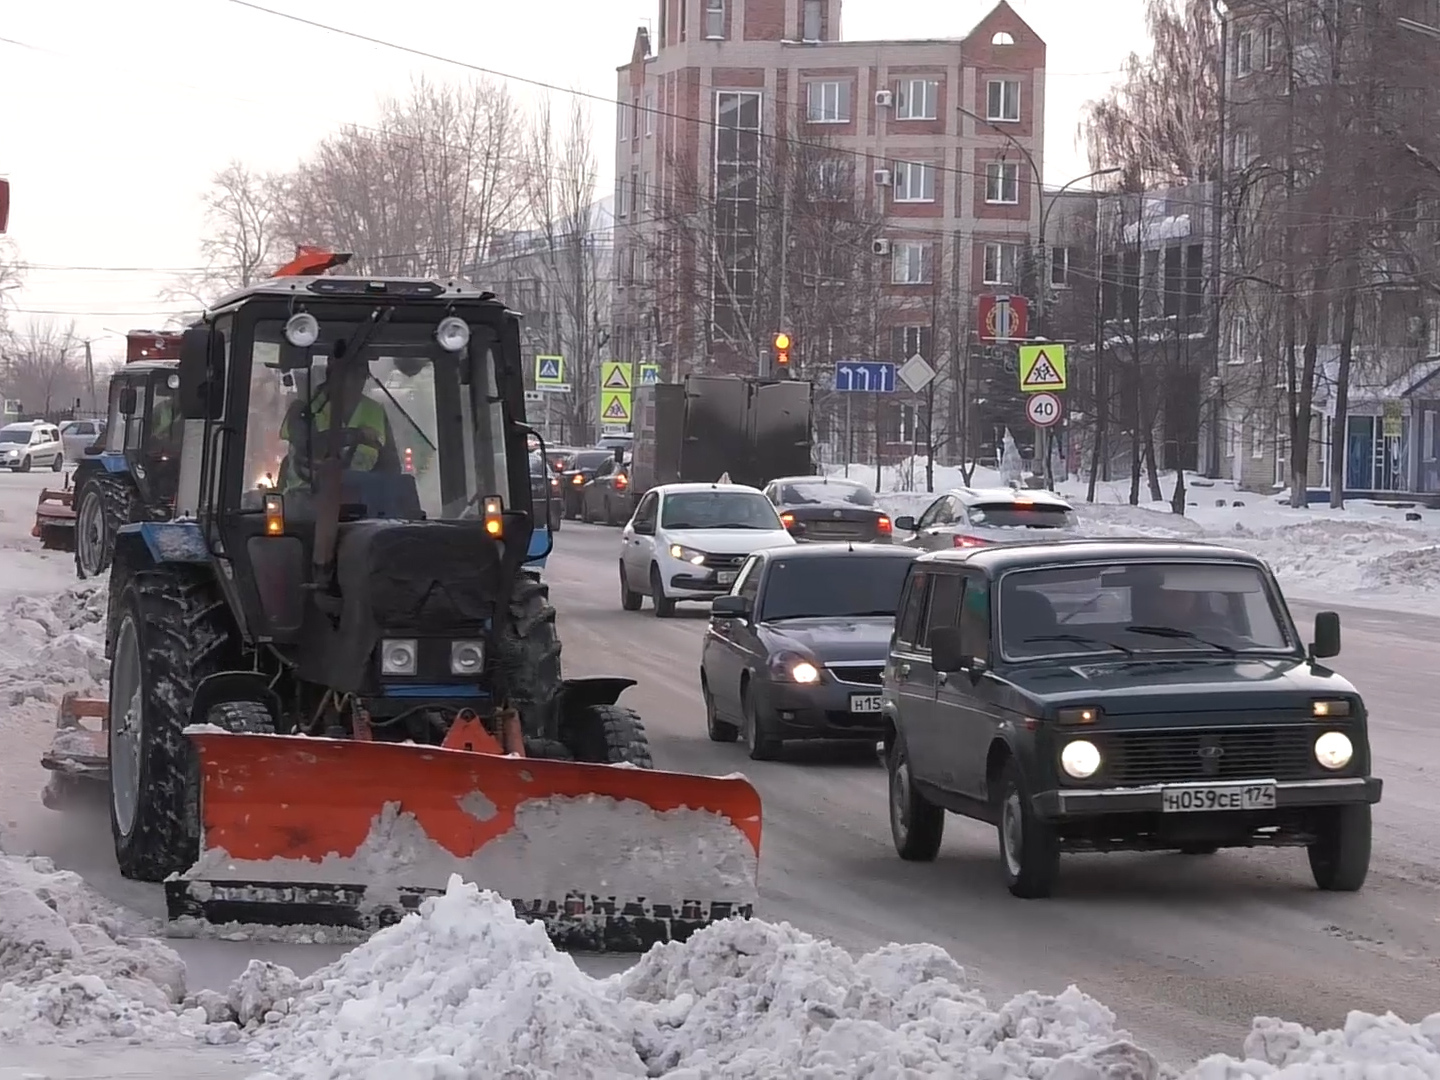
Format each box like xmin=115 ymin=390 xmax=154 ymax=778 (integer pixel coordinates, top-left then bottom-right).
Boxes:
xmin=538 ymin=358 xmax=561 ymax=380
xmin=603 ymin=396 xmax=629 ymax=420
xmin=1022 ymin=351 xmax=1063 ymax=389
xmin=603 ymin=365 xmax=631 ymax=390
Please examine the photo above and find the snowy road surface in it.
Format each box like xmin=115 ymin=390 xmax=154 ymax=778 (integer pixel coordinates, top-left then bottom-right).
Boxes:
xmin=0 ymin=471 xmax=1437 ymax=1073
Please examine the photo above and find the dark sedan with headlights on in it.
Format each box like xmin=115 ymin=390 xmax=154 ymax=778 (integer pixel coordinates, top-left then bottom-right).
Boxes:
xmin=700 ymin=543 xmax=918 ymax=760
xmin=762 ymin=475 xmax=893 ymax=543
xmin=559 ymin=447 xmax=620 ymax=519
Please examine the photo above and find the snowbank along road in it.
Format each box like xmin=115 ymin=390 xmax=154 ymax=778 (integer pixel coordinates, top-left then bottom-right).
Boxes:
xmin=0 ymin=471 xmax=1437 ymax=1076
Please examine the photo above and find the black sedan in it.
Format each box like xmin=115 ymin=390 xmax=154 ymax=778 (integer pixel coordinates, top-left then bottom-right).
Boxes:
xmin=762 ymin=475 xmax=893 ymax=543
xmin=581 ymin=457 xmax=636 ymax=525
xmin=559 ymin=447 xmax=620 ymax=519
xmin=700 ymin=543 xmax=917 ymax=760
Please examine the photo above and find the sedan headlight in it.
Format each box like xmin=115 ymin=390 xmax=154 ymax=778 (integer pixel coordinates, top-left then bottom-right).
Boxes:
xmin=768 ymin=651 xmax=820 ymax=684
xmin=380 ymin=638 xmax=418 ymax=676
xmin=450 ymin=640 xmax=485 ymax=676
xmin=1314 ymin=731 xmax=1353 ymax=770
xmin=668 ymin=544 xmax=706 ymax=565
xmin=1060 ymin=739 xmax=1102 ymax=779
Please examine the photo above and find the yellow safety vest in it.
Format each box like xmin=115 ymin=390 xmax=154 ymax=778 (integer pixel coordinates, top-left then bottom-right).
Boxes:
xmin=280 ymin=392 xmax=389 ymax=484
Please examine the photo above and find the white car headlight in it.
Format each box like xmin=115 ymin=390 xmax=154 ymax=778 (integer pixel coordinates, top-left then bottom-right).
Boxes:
xmin=380 ymin=638 xmax=418 ymax=676
xmin=1060 ymin=739 xmax=1102 ymax=779
xmin=668 ymin=543 xmax=706 ymax=565
xmin=1314 ymin=731 xmax=1353 ymax=770
xmin=450 ymin=640 xmax=485 ymax=676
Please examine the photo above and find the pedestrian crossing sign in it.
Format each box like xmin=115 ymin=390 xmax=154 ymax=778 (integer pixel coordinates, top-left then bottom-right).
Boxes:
xmin=639 ymin=363 xmax=660 ymax=386
xmin=600 ymin=361 xmax=632 ymax=391
xmin=1017 ymin=344 xmax=1067 ymax=393
xmin=600 ymin=391 xmax=632 ymax=424
xmin=535 ymin=354 xmax=565 ymax=385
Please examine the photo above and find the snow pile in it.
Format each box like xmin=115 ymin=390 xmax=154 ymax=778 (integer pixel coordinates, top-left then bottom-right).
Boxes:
xmin=240 ymin=875 xmax=1163 ymax=1080
xmin=0 ymin=580 xmax=107 ymax=708
xmin=0 ymin=852 xmax=226 ymax=1047
xmin=1191 ymin=1012 xmax=1440 ymax=1080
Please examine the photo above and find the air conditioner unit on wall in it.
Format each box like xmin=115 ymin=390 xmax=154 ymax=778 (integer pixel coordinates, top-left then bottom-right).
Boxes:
xmin=873 ymin=168 xmax=892 ymax=186
xmin=874 ymin=89 xmax=893 ymax=107
xmin=872 ymin=238 xmax=891 ymax=256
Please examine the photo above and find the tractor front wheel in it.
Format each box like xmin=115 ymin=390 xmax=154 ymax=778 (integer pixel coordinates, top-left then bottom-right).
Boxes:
xmin=493 ymin=573 xmax=563 ymax=741
xmin=76 ymin=474 xmax=143 ymax=580
xmin=109 ymin=567 xmax=237 ymax=881
xmin=563 ymin=703 xmax=655 ymax=768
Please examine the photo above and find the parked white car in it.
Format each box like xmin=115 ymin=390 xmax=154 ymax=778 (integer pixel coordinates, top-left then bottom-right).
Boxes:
xmin=893 ymin=487 xmax=1078 ymax=550
xmin=59 ymin=418 xmax=105 ymax=462
xmin=619 ymin=482 xmax=796 ymax=617
xmin=0 ymin=421 xmax=64 ymax=472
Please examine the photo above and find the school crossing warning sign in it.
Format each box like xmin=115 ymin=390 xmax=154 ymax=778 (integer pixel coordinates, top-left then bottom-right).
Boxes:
xmin=1017 ymin=345 xmax=1067 ymax=393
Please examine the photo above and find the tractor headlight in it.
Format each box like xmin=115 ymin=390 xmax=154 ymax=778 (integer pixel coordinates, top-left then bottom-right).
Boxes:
xmin=284 ymin=312 xmax=320 ymax=348
xmin=450 ymin=640 xmax=485 ymax=676
xmin=1314 ymin=731 xmax=1353 ymax=770
xmin=1060 ymin=739 xmax=1102 ymax=779
xmin=435 ymin=316 xmax=471 ymax=352
xmin=380 ymin=638 xmax=418 ymax=676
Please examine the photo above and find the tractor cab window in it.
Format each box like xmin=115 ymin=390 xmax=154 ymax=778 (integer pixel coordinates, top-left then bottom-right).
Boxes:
xmin=241 ymin=318 xmax=510 ymax=522
xmin=148 ymin=373 xmax=182 ymax=455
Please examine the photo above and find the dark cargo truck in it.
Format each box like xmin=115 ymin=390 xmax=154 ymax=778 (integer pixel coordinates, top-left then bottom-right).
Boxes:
xmin=631 ymin=375 xmax=813 ymax=495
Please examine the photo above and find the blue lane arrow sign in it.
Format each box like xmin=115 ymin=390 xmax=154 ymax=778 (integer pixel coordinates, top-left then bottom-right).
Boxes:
xmin=833 ymin=361 xmax=897 ymax=393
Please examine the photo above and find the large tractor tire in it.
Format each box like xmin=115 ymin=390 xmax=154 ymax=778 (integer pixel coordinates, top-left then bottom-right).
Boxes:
xmin=108 ymin=566 xmax=237 ymax=882
xmin=564 ymin=703 xmax=655 ymax=769
xmin=493 ymin=573 xmax=564 ymax=746
xmin=76 ymin=473 xmax=144 ymax=580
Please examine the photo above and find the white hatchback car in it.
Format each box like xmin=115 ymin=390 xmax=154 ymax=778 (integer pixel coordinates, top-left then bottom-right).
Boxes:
xmin=0 ymin=421 xmax=65 ymax=472
xmin=619 ymin=482 xmax=796 ymax=617
xmin=894 ymin=486 xmax=1078 ymax=550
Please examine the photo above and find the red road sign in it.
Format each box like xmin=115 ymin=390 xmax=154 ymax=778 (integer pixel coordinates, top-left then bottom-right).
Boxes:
xmin=978 ymin=294 xmax=1029 ymax=342
xmin=1025 ymin=391 xmax=1063 ymax=427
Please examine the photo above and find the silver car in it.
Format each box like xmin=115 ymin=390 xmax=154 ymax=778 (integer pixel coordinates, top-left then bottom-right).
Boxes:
xmin=0 ymin=421 xmax=65 ymax=472
xmin=893 ymin=487 xmax=1077 ymax=550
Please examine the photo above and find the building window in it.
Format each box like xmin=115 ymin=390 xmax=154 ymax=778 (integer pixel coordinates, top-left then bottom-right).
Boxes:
xmin=643 ymin=171 xmax=652 ymax=211
xmin=705 ymin=0 xmax=724 ymax=39
xmin=895 ymin=78 xmax=938 ymax=120
xmin=644 ymin=92 xmax=655 ymax=135
xmin=892 ymin=325 xmax=932 ymax=362
xmin=617 ymin=99 xmax=630 ymax=141
xmin=1236 ymin=28 xmax=1253 ymax=75
xmin=892 ymin=161 xmax=935 ymax=202
xmin=1262 ymin=25 xmax=1278 ymax=69
xmin=630 ymin=167 xmax=639 ymax=216
xmin=1231 ymin=129 xmax=1253 ymax=167
xmin=807 ymin=157 xmax=849 ymax=201
xmin=892 ymin=241 xmax=932 ymax=285
xmin=712 ymin=90 xmax=762 ymax=338
xmin=983 ymin=242 xmax=1019 ymax=285
xmin=1251 ymin=419 xmax=1265 ymax=459
xmin=986 ymin=79 xmax=1020 ymax=122
xmin=985 ymin=161 xmax=1019 ymax=204
xmin=806 ymin=80 xmax=850 ymax=122
xmin=802 ymin=0 xmax=823 ymax=40
xmin=1050 ymin=245 xmax=1070 ymax=286
xmin=616 ymin=176 xmax=627 ymax=218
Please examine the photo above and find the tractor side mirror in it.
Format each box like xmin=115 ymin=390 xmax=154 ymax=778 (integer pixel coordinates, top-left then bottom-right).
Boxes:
xmin=179 ymin=326 xmax=226 ymax=419
xmin=118 ymin=386 xmax=138 ymax=415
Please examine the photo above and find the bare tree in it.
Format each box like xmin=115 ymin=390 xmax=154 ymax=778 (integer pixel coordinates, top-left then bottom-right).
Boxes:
xmin=165 ymin=161 xmax=282 ymax=308
xmin=274 ymin=77 xmax=526 ymax=277
xmin=0 ymin=318 xmax=83 ymax=417
xmin=516 ymin=96 xmax=611 ymax=444
xmin=0 ymin=237 xmax=23 ymax=340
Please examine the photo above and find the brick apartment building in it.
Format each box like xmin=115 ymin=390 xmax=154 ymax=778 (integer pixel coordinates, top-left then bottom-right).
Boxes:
xmin=612 ymin=0 xmax=1046 ymax=460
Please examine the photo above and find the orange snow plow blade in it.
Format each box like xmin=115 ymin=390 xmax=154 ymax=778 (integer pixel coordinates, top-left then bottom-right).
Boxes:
xmin=33 ymin=485 xmax=76 ymax=549
xmin=165 ymin=731 xmax=763 ymax=951
xmin=39 ymin=693 xmax=109 ymax=808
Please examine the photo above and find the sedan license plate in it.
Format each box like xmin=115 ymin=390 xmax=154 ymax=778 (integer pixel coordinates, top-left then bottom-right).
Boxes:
xmin=1161 ymin=782 xmax=1276 ymax=813
xmin=716 ymin=571 xmax=737 ymax=585
xmin=849 ymin=693 xmax=884 ymax=714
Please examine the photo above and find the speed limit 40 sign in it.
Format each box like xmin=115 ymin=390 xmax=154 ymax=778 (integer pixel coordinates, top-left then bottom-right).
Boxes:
xmin=1026 ymin=391 xmax=1063 ymax=428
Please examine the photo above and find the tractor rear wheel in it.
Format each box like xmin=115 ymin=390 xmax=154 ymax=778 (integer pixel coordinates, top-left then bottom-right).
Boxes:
xmin=109 ymin=566 xmax=237 ymax=881
xmin=76 ymin=474 xmax=143 ymax=580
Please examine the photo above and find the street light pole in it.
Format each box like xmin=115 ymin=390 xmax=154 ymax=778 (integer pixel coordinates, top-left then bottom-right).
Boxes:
xmin=1398 ymin=16 xmax=1440 ymax=39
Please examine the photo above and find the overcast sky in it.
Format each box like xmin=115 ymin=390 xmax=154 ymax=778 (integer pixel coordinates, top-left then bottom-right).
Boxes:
xmin=0 ymin=0 xmax=1148 ymax=363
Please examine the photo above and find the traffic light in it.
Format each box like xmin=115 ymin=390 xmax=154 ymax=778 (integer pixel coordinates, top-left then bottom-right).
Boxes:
xmin=772 ymin=331 xmax=791 ymax=375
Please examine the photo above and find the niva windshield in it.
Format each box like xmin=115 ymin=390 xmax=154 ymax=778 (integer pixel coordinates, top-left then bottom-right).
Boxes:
xmin=241 ymin=318 xmax=510 ymax=521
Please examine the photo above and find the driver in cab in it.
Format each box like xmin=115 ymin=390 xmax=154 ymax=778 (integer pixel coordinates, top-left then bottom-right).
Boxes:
xmin=277 ymin=374 xmax=400 ymax=491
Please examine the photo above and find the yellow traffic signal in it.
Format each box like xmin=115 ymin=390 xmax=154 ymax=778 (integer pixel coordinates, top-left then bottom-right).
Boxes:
xmin=773 ymin=331 xmax=791 ymax=367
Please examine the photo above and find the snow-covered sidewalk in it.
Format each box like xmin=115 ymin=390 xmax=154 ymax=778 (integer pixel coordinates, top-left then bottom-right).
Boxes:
xmin=2 ymin=864 xmax=1438 ymax=1079
xmin=855 ymin=461 xmax=1440 ymax=617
